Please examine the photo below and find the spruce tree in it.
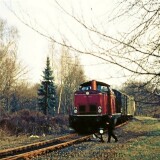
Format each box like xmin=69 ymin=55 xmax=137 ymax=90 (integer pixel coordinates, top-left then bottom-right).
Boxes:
xmin=38 ymin=57 xmax=56 ymax=115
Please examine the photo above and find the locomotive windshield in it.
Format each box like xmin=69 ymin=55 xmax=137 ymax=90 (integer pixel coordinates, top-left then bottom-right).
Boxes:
xmin=97 ymin=85 xmax=109 ymax=92
xmin=79 ymin=86 xmax=91 ymax=91
xmin=79 ymin=84 xmax=109 ymax=92
xmin=78 ymin=80 xmax=111 ymax=92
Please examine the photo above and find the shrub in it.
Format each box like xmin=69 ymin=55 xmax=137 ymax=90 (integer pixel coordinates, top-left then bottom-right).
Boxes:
xmin=0 ymin=109 xmax=69 ymax=136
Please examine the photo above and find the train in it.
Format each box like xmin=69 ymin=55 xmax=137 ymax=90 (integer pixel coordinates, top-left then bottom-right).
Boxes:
xmin=69 ymin=80 xmax=135 ymax=133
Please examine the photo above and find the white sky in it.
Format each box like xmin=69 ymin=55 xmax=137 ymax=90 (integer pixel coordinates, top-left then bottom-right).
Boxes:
xmin=0 ymin=0 xmax=131 ymax=87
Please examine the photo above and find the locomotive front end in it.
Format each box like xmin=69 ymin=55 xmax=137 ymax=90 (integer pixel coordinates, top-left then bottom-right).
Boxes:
xmin=69 ymin=80 xmax=110 ymax=133
xmin=69 ymin=90 xmax=106 ymax=133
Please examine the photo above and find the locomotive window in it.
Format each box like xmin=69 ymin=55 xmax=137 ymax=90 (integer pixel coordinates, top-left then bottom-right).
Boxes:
xmin=80 ymin=86 xmax=91 ymax=91
xmin=97 ymin=85 xmax=109 ymax=92
xmin=102 ymin=86 xmax=109 ymax=92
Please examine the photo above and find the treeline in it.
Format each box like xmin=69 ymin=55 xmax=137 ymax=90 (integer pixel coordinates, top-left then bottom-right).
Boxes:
xmin=0 ymin=18 xmax=86 ymax=116
xmin=121 ymin=81 xmax=160 ymax=116
xmin=0 ymin=18 xmax=31 ymax=113
xmin=0 ymin=18 xmax=159 ymax=118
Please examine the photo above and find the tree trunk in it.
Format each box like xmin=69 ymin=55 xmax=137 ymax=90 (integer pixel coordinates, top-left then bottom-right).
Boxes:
xmin=57 ymin=86 xmax=63 ymax=114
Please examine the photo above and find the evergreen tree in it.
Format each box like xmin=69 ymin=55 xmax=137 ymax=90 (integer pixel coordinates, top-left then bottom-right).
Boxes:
xmin=38 ymin=57 xmax=57 ymax=115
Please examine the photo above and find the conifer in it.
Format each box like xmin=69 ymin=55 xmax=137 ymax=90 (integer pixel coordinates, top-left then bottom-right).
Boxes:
xmin=38 ymin=57 xmax=56 ymax=115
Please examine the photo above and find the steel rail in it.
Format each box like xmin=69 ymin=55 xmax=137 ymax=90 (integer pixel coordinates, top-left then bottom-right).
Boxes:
xmin=1 ymin=134 xmax=91 ymax=160
xmin=0 ymin=133 xmax=78 ymax=159
xmin=0 ymin=121 xmax=130 ymax=160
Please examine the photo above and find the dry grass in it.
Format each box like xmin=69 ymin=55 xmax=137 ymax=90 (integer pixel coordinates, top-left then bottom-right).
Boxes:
xmin=96 ymin=116 xmax=160 ymax=160
xmin=33 ymin=116 xmax=160 ymax=160
xmin=0 ymin=130 xmax=57 ymax=150
xmin=1 ymin=116 xmax=159 ymax=160
xmin=108 ymin=116 xmax=160 ymax=160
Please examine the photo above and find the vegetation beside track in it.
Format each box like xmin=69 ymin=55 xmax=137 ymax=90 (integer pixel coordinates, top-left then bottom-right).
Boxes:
xmin=106 ymin=116 xmax=160 ymax=160
xmin=32 ymin=116 xmax=160 ymax=160
xmin=0 ymin=116 xmax=159 ymax=159
xmin=0 ymin=112 xmax=70 ymax=150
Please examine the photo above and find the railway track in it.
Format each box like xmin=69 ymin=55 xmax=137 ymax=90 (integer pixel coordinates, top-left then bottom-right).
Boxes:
xmin=0 ymin=121 xmax=129 ymax=160
xmin=0 ymin=133 xmax=92 ymax=160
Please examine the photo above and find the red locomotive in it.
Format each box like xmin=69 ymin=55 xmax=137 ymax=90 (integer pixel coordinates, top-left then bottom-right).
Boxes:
xmin=69 ymin=80 xmax=135 ymax=133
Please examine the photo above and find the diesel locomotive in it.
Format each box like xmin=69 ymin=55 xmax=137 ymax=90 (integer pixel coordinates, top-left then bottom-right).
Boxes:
xmin=69 ymin=80 xmax=135 ymax=133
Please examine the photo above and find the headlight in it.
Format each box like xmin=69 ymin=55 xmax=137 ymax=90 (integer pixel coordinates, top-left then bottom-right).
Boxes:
xmin=99 ymin=129 xmax=104 ymax=134
xmin=74 ymin=107 xmax=77 ymax=114
xmin=86 ymin=91 xmax=89 ymax=95
xmin=98 ymin=106 xmax=102 ymax=113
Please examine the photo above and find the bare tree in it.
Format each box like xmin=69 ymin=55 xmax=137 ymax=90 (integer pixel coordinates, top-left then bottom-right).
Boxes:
xmin=5 ymin=1 xmax=160 ymax=92
xmin=122 ymin=80 xmax=160 ymax=116
xmin=49 ymin=0 xmax=159 ymax=94
xmin=0 ymin=18 xmax=27 ymax=111
xmin=11 ymin=82 xmax=38 ymax=111
xmin=51 ymin=46 xmax=86 ymax=114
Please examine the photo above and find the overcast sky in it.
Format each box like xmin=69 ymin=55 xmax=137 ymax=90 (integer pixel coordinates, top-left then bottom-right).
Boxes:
xmin=0 ymin=0 xmax=130 ymax=87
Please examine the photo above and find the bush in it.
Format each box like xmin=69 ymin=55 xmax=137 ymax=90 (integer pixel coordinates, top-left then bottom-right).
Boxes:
xmin=0 ymin=107 xmax=9 ymax=120
xmin=0 ymin=109 xmax=69 ymax=136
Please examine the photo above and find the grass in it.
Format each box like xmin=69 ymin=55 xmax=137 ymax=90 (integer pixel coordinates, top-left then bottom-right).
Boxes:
xmin=0 ymin=130 xmax=59 ymax=150
xmin=117 ymin=136 xmax=160 ymax=159
xmin=32 ymin=116 xmax=160 ymax=160
xmin=0 ymin=116 xmax=159 ymax=160
xmin=111 ymin=116 xmax=160 ymax=160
